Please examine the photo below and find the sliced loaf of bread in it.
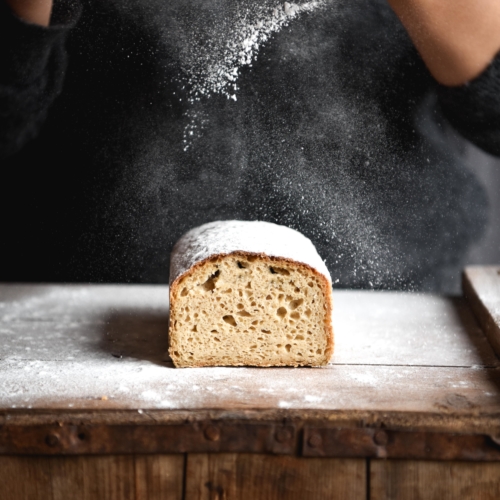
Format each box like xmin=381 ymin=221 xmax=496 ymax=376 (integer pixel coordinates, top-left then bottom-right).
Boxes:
xmin=169 ymin=220 xmax=333 ymax=367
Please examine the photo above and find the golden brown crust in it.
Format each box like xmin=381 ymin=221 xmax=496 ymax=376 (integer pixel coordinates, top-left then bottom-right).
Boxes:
xmin=169 ymin=250 xmax=333 ymax=368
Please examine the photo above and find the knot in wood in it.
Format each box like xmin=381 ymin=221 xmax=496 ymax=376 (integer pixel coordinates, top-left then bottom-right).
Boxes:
xmin=204 ymin=425 xmax=220 ymax=442
xmin=275 ymin=428 xmax=292 ymax=443
xmin=308 ymin=433 xmax=322 ymax=448
xmin=373 ymin=430 xmax=388 ymax=446
xmin=45 ymin=433 xmax=60 ymax=447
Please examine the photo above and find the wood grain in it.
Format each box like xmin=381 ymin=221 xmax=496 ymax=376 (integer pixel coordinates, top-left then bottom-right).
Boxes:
xmin=134 ymin=454 xmax=185 ymax=500
xmin=370 ymin=459 xmax=500 ymax=500
xmin=185 ymin=453 xmax=366 ymax=500
xmin=0 ymin=455 xmax=184 ymax=500
xmin=463 ymin=266 xmax=500 ymax=360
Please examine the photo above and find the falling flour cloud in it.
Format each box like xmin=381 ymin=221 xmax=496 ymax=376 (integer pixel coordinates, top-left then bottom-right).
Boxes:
xmin=181 ymin=1 xmax=326 ymax=149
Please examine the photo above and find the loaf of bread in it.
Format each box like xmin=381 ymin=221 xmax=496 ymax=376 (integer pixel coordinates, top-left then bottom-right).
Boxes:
xmin=168 ymin=220 xmax=333 ymax=367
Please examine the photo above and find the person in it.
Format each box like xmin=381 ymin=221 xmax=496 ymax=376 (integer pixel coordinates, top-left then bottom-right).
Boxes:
xmin=1 ymin=0 xmax=500 ymax=292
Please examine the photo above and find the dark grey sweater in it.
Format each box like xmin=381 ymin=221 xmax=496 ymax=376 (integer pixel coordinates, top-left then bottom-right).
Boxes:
xmin=1 ymin=0 xmax=499 ymax=292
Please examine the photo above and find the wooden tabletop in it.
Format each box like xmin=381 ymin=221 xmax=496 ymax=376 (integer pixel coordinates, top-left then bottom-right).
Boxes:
xmin=1 ymin=277 xmax=500 ymax=437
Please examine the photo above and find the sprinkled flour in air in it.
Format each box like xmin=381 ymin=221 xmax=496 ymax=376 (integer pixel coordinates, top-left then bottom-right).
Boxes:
xmin=179 ymin=1 xmax=326 ymax=149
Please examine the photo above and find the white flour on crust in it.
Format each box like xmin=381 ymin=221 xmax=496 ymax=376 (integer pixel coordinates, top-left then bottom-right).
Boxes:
xmin=169 ymin=220 xmax=332 ymax=284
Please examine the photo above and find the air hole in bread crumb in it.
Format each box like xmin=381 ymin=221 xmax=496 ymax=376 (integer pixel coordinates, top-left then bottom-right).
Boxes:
xmin=237 ymin=261 xmax=249 ymax=269
xmin=237 ymin=303 xmax=244 ymax=309
xmin=251 ymin=320 xmax=258 ymax=325
xmin=181 ymin=288 xmax=188 ymax=296
xmin=261 ymin=329 xmax=271 ymax=334
xmin=316 ymin=349 xmax=323 ymax=354
xmin=223 ymin=315 xmax=237 ymax=327
xmin=202 ymin=270 xmax=220 ymax=292
xmin=295 ymin=335 xmax=304 ymax=340
xmin=291 ymin=312 xmax=300 ymax=320
xmin=308 ymin=282 xmax=314 ymax=287
xmin=246 ymin=282 xmax=252 ymax=289
xmin=266 ymin=295 xmax=272 ymax=300
xmin=270 ymin=267 xmax=290 ymax=276
xmin=305 ymin=309 xmax=312 ymax=318
xmin=222 ymin=288 xmax=232 ymax=293
xmin=237 ymin=310 xmax=252 ymax=317
xmin=285 ymin=344 xmax=291 ymax=352
xmin=277 ymin=307 xmax=287 ymax=319
xmin=289 ymin=298 xmax=303 ymax=310
xmin=191 ymin=325 xmax=197 ymax=332
xmin=214 ymin=337 xmax=221 ymax=342
xmin=211 ymin=330 xmax=218 ymax=333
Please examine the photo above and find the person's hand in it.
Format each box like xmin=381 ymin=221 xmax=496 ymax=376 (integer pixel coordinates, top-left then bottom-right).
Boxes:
xmin=388 ymin=0 xmax=500 ymax=86
xmin=4 ymin=0 xmax=53 ymax=26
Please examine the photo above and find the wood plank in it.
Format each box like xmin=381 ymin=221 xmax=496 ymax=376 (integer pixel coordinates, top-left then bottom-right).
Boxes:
xmin=0 ymin=455 xmax=185 ymax=500
xmin=0 ymin=456 xmax=54 ymax=499
xmin=81 ymin=455 xmax=136 ymax=500
xmin=2 ymin=362 xmax=500 ymax=416
xmin=463 ymin=266 xmax=500 ymax=360
xmin=1 ymin=285 xmax=497 ymax=368
xmin=185 ymin=453 xmax=365 ymax=500
xmin=1 ymin=285 xmax=499 ymax=417
xmin=370 ymin=459 xmax=500 ymax=500
xmin=333 ymin=292 xmax=498 ymax=367
xmin=134 ymin=454 xmax=185 ymax=500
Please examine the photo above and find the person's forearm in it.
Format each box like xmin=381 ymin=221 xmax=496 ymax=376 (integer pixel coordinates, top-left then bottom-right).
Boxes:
xmin=4 ymin=0 xmax=53 ymax=26
xmin=388 ymin=0 xmax=500 ymax=86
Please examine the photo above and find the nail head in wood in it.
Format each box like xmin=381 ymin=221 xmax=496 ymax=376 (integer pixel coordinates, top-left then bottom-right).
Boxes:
xmin=374 ymin=430 xmax=389 ymax=446
xmin=204 ymin=425 xmax=220 ymax=442
xmin=308 ymin=433 xmax=322 ymax=448
xmin=45 ymin=433 xmax=60 ymax=447
xmin=275 ymin=429 xmax=292 ymax=443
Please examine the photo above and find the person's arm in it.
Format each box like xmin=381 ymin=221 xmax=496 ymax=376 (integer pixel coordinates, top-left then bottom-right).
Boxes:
xmin=388 ymin=0 xmax=500 ymax=156
xmin=388 ymin=0 xmax=500 ymax=86
xmin=4 ymin=0 xmax=53 ymax=26
xmin=0 ymin=0 xmax=81 ymax=159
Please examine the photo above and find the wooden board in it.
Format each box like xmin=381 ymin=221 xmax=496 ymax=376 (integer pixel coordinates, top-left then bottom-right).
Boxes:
xmin=0 ymin=454 xmax=184 ymax=500
xmin=464 ymin=266 xmax=500 ymax=359
xmin=185 ymin=454 xmax=365 ymax=500
xmin=1 ymin=284 xmax=500 ymax=435
xmin=370 ymin=459 xmax=500 ymax=500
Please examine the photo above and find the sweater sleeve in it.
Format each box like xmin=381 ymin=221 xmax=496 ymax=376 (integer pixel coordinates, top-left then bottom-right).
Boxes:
xmin=0 ymin=0 xmax=81 ymax=159
xmin=437 ymin=53 xmax=500 ymax=157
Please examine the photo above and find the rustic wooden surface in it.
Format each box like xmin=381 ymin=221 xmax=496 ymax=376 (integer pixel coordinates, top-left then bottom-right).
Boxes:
xmin=185 ymin=454 xmax=366 ymax=500
xmin=464 ymin=266 xmax=500 ymax=360
xmin=1 ymin=279 xmax=500 ymax=499
xmin=1 ymin=284 xmax=499 ymax=433
xmin=370 ymin=459 xmax=500 ymax=500
xmin=0 ymin=454 xmax=185 ymax=500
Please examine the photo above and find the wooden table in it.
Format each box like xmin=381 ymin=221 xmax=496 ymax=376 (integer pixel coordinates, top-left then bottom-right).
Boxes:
xmin=1 ymin=267 xmax=500 ymax=499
